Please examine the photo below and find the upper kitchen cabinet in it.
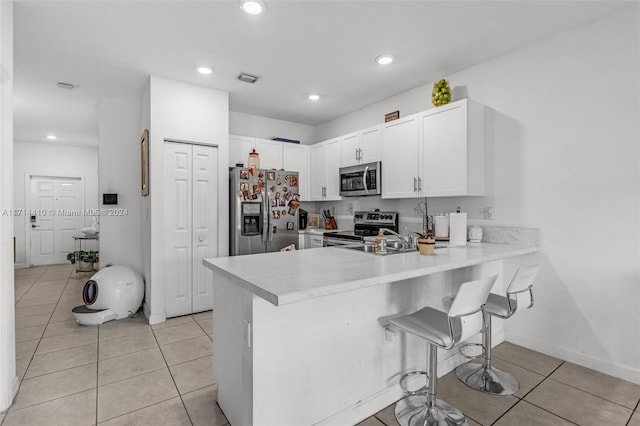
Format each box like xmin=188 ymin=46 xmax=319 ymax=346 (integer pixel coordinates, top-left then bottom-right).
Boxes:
xmin=229 ymin=134 xmax=255 ymax=168
xmin=255 ymin=138 xmax=283 ymax=170
xmin=282 ymin=143 xmax=310 ymax=201
xmin=381 ymin=114 xmax=420 ymax=199
xmin=381 ymin=99 xmax=485 ymax=199
xmin=339 ymin=125 xmax=382 ymax=167
xmin=310 ymin=138 xmax=342 ymax=201
xmin=419 ymin=99 xmax=485 ymax=197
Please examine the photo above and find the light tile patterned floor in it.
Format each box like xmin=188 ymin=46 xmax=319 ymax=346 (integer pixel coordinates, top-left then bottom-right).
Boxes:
xmin=3 ymin=264 xmax=227 ymax=426
xmin=3 ymin=264 xmax=640 ymax=425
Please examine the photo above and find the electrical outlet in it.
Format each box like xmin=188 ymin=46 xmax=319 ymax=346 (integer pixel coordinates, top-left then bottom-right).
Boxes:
xmin=484 ymin=207 xmax=493 ymax=220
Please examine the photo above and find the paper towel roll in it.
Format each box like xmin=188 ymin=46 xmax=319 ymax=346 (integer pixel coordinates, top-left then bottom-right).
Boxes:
xmin=449 ymin=212 xmax=467 ymax=246
xmin=434 ymin=215 xmax=449 ymax=238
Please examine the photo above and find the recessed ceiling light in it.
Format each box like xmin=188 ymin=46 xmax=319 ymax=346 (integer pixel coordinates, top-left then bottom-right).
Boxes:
xmin=46 ymin=135 xmax=57 ymax=140
xmin=375 ymin=54 xmax=394 ymax=65
xmin=308 ymin=94 xmax=320 ymax=101
xmin=197 ymin=66 xmax=213 ymax=75
xmin=239 ymin=0 xmax=265 ymax=15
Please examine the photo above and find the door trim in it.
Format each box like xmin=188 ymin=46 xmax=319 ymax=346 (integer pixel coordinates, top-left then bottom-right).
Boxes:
xmin=25 ymin=173 xmax=85 ymax=267
xmin=164 ymin=138 xmax=219 ymax=148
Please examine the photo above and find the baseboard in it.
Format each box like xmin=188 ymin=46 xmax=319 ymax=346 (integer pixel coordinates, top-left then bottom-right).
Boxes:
xmin=13 ymin=263 xmax=26 ymax=270
xmin=143 ymin=302 xmax=166 ymax=325
xmin=506 ymin=331 xmax=640 ymax=385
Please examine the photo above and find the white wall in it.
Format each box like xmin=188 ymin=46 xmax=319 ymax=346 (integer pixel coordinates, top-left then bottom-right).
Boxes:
xmin=0 ymin=0 xmax=17 ymax=412
xmin=98 ymin=96 xmax=143 ymax=272
xmin=230 ymin=111 xmax=315 ymax=145
xmin=316 ymin=6 xmax=640 ymax=383
xmin=146 ymin=76 xmax=229 ymax=324
xmin=12 ymin=142 xmax=99 ymax=267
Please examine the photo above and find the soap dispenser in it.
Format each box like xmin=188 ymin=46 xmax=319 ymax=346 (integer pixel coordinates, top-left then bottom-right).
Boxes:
xmin=374 ymin=229 xmax=387 ymax=255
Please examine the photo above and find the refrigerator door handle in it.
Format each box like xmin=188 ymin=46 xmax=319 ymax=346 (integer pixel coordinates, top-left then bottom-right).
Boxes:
xmin=261 ymin=193 xmax=268 ymax=243
xmin=266 ymin=192 xmax=273 ymax=243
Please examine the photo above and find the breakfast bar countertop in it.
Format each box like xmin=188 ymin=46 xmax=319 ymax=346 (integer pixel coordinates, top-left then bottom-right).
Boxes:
xmin=203 ymin=242 xmax=541 ymax=307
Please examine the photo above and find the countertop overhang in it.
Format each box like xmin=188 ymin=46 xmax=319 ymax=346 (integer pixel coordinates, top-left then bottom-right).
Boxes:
xmin=203 ymin=243 xmax=541 ymax=307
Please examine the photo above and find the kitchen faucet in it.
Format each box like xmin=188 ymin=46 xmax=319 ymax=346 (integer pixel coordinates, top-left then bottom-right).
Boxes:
xmin=380 ymin=228 xmax=410 ymax=252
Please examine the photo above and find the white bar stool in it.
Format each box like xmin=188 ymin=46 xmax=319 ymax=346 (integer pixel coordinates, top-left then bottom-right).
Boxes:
xmin=388 ymin=275 xmax=498 ymax=426
xmin=455 ymin=265 xmax=541 ymax=396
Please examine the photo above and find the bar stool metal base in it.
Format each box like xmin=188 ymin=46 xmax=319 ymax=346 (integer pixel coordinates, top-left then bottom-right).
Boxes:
xmin=395 ymin=395 xmax=468 ymax=426
xmin=454 ymin=362 xmax=519 ymax=396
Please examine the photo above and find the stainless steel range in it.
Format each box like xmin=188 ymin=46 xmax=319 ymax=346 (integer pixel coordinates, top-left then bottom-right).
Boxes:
xmin=323 ymin=211 xmax=399 ymax=247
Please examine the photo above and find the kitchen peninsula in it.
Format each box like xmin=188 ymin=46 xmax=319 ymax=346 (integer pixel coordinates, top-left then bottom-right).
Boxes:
xmin=203 ymin=231 xmax=540 ymax=426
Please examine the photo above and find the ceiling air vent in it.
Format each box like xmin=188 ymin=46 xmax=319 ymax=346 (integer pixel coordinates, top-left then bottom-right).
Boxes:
xmin=56 ymin=82 xmax=75 ymax=89
xmin=237 ymin=73 xmax=259 ymax=84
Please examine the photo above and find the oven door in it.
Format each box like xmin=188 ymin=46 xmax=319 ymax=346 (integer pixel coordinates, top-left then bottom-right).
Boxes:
xmin=323 ymin=232 xmax=364 ymax=247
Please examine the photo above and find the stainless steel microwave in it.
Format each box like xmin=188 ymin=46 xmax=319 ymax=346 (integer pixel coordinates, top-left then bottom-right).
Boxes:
xmin=339 ymin=161 xmax=381 ymax=197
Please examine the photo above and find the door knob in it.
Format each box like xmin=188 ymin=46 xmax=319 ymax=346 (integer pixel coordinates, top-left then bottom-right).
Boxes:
xmin=31 ymin=224 xmax=39 ymax=228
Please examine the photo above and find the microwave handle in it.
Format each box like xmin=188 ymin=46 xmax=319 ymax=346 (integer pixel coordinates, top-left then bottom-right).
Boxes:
xmin=363 ymin=165 xmax=369 ymax=194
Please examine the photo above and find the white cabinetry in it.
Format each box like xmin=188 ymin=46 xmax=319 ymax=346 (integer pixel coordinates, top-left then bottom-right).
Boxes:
xmin=255 ymin=138 xmax=283 ymax=170
xmin=229 ymin=135 xmax=311 ymax=200
xmin=229 ymin=134 xmax=255 ymax=168
xmin=282 ymin=143 xmax=310 ymax=201
xmin=381 ymin=99 xmax=484 ymax=199
xmin=310 ymin=139 xmax=342 ymax=201
xmin=381 ymin=114 xmax=420 ymax=199
xmin=339 ymin=126 xmax=382 ymax=167
xmin=420 ymin=99 xmax=484 ymax=196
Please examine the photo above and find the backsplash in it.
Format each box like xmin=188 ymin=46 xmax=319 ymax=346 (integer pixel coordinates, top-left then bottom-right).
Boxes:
xmin=304 ymin=195 xmax=489 ymax=233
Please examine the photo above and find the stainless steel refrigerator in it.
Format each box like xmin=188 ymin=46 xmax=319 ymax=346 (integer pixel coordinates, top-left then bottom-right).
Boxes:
xmin=230 ymin=167 xmax=300 ymax=256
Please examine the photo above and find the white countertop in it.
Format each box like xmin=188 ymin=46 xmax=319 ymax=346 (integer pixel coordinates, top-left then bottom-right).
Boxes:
xmin=204 ymin=242 xmax=540 ymax=306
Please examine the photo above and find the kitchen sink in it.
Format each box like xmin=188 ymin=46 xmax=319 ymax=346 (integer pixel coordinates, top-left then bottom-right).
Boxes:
xmin=340 ymin=242 xmax=448 ymax=255
xmin=340 ymin=243 xmax=407 ymax=255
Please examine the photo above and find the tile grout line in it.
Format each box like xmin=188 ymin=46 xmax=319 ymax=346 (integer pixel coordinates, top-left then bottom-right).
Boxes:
xmin=96 ymin=323 xmax=100 ymax=426
xmin=9 ymin=269 xmax=77 ymax=412
xmin=500 ymin=360 xmax=584 ymax=426
xmin=150 ymin=323 xmax=196 ymax=426
xmin=13 ymin=268 xmax=47 ymax=304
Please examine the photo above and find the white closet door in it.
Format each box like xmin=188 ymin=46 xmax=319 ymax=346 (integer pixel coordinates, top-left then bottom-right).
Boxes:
xmin=192 ymin=144 xmax=218 ymax=313
xmin=164 ymin=143 xmax=193 ymax=317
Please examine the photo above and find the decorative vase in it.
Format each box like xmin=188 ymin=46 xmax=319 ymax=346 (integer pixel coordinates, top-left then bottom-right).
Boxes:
xmin=78 ymin=260 xmax=93 ymax=272
xmin=432 ymin=79 xmax=451 ymax=107
xmin=418 ymin=238 xmax=436 ymax=255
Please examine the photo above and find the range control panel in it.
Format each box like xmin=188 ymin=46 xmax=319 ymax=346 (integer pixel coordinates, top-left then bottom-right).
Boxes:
xmin=353 ymin=211 xmax=399 ymax=236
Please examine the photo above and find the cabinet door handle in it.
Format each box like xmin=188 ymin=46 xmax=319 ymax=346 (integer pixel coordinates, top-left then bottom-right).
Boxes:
xmin=355 ymin=149 xmax=359 ymax=161
xmin=359 ymin=148 xmax=363 ymax=160
xmin=418 ymin=177 xmax=422 ymax=192
xmin=413 ymin=177 xmax=417 ymax=192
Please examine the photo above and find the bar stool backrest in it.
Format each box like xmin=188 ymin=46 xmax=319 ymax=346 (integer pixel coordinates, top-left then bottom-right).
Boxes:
xmin=506 ymin=265 xmax=541 ymax=314
xmin=449 ymin=275 xmax=498 ymax=343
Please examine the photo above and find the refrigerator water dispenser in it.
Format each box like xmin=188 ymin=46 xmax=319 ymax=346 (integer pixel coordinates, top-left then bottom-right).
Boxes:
xmin=241 ymin=202 xmax=262 ymax=236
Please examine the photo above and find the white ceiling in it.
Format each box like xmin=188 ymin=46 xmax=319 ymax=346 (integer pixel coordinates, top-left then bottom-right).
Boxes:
xmin=13 ymin=0 xmax=631 ymax=147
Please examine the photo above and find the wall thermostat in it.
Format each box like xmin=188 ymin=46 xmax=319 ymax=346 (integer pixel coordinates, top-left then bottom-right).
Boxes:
xmin=103 ymin=193 xmax=118 ymax=205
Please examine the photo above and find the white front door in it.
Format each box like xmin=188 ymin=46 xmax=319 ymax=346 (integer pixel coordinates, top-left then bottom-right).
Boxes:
xmin=30 ymin=176 xmax=83 ymax=266
xmin=164 ymin=142 xmax=218 ymax=317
